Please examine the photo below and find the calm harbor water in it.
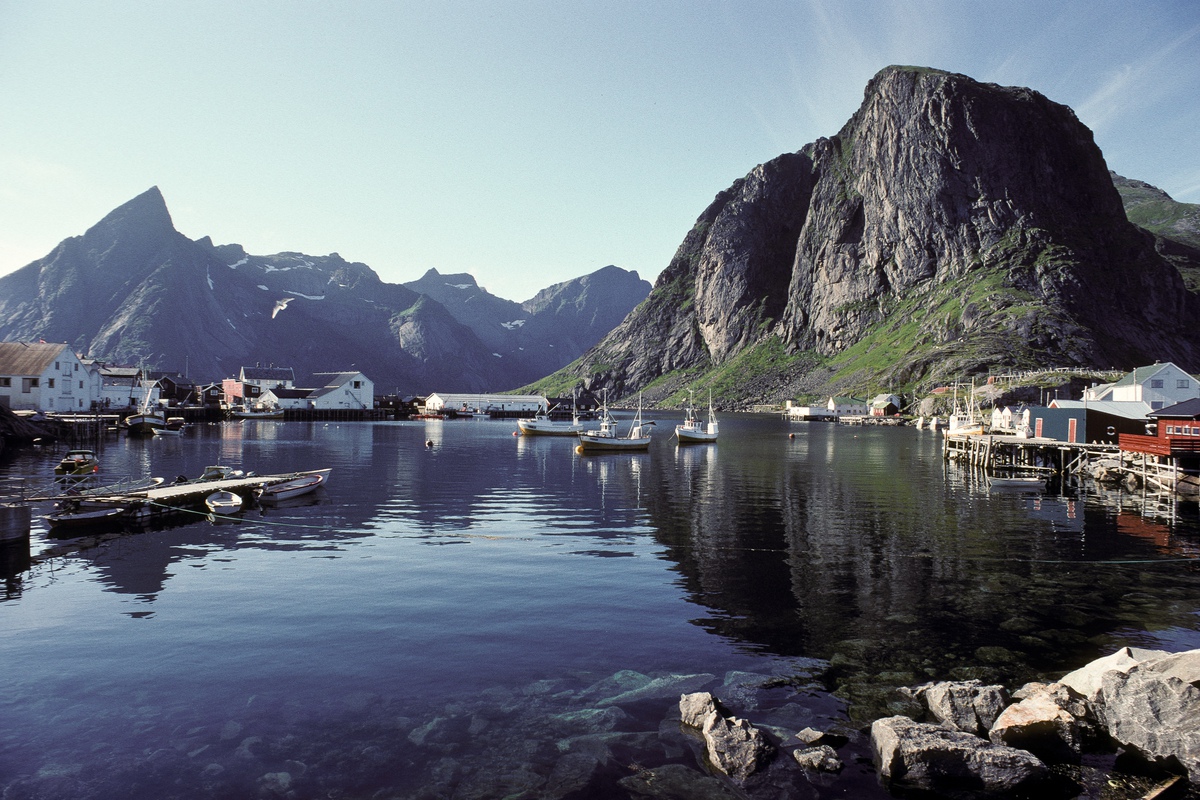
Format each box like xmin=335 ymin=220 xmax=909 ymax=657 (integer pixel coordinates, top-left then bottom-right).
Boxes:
xmin=1 ymin=413 xmax=1199 ymax=798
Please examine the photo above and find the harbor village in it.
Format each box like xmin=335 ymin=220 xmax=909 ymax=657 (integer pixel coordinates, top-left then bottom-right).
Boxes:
xmin=3 ymin=339 xmax=1200 ymax=797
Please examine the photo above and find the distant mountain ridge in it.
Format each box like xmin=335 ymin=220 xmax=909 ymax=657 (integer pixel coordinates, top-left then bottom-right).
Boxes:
xmin=533 ymin=66 xmax=1200 ymax=406
xmin=0 ymin=188 xmax=650 ymax=392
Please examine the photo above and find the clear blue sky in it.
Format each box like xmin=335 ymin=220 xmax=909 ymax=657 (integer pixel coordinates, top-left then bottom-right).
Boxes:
xmin=1 ymin=1 xmax=1197 ymax=301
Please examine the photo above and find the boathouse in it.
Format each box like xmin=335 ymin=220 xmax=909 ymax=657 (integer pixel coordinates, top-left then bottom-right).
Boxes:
xmin=1049 ymin=400 xmax=1151 ymax=444
xmin=870 ymin=394 xmax=902 ymax=417
xmin=1117 ymin=399 xmax=1200 ymax=495
xmin=828 ymin=396 xmax=868 ymax=416
xmin=424 ymin=393 xmax=546 ymax=415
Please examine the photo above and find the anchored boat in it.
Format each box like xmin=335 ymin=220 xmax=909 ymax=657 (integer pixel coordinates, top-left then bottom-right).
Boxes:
xmin=577 ymin=393 xmax=654 ymax=453
xmin=675 ymin=391 xmax=718 ymax=444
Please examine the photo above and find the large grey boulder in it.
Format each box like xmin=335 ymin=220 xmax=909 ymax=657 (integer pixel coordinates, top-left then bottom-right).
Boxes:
xmin=678 ymin=692 xmax=775 ymax=781
xmin=988 ymin=682 xmax=1099 ymax=763
xmin=1099 ymin=648 xmax=1200 ymax=779
xmin=910 ymin=680 xmax=1009 ymax=736
xmin=873 ymin=716 xmax=1048 ymax=795
xmin=1059 ymin=646 xmax=1170 ymax=702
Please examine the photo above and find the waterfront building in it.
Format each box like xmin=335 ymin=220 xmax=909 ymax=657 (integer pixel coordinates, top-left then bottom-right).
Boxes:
xmin=0 ymin=342 xmax=98 ymax=412
xmin=309 ymin=372 xmax=374 ymax=410
xmin=424 ymin=393 xmax=546 ymax=415
xmin=1083 ymin=362 xmax=1200 ymax=409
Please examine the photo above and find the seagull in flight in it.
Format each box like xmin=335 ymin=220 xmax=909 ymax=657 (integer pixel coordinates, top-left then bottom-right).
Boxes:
xmin=271 ymin=297 xmax=294 ymax=319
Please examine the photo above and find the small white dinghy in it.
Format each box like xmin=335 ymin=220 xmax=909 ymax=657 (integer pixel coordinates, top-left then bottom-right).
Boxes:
xmin=205 ymin=491 xmax=243 ymax=514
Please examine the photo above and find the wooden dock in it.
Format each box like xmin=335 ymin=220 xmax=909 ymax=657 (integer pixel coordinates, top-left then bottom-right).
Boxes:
xmin=32 ymin=470 xmax=330 ymax=525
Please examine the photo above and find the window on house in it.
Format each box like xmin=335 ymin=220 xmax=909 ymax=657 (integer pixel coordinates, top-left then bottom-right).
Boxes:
xmin=1152 ymin=401 xmax=1164 ymax=410
xmin=353 ymin=381 xmax=361 ymax=389
xmin=1179 ymin=379 xmax=1190 ymax=389
xmin=22 ymin=378 xmax=38 ymax=392
xmin=55 ymin=362 xmax=60 ymax=370
xmin=0 ymin=377 xmax=9 ymax=387
xmin=79 ymin=381 xmax=83 ymax=389
xmin=48 ymin=379 xmax=55 ymax=388
xmin=1151 ymin=379 xmax=1164 ymax=388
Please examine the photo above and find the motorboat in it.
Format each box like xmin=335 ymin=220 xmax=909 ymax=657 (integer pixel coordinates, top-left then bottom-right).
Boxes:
xmin=675 ymin=391 xmax=718 ymax=444
xmin=256 ymin=469 xmax=331 ymax=503
xmin=205 ymin=491 xmax=243 ymax=514
xmin=54 ymin=448 xmax=100 ymax=476
xmin=577 ymin=392 xmax=654 ymax=452
xmin=230 ymin=405 xmax=284 ymax=420
xmin=152 ymin=417 xmax=187 ymax=436
xmin=44 ymin=501 xmax=129 ymax=531
xmin=518 ymin=394 xmax=585 ymax=436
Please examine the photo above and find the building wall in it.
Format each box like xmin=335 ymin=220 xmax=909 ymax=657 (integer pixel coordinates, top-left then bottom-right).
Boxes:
xmin=0 ymin=349 xmax=96 ymax=412
xmin=1111 ymin=364 xmax=1199 ymax=409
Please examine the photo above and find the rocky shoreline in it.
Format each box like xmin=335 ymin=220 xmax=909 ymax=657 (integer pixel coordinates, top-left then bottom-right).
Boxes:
xmin=678 ymin=647 xmax=1199 ymax=799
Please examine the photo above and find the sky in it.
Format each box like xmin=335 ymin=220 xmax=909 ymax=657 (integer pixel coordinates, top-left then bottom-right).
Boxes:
xmin=1 ymin=1 xmax=1198 ymax=302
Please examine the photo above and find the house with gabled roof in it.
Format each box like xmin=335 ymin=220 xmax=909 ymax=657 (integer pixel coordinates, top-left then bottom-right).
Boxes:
xmin=1093 ymin=363 xmax=1200 ymax=410
xmin=239 ymin=365 xmax=296 ymax=390
xmin=308 ymin=372 xmax=373 ymax=410
xmin=0 ymin=342 xmax=96 ymax=412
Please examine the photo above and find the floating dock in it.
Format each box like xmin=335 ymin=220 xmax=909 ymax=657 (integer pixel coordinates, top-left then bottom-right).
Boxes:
xmin=31 ymin=470 xmax=330 ymax=526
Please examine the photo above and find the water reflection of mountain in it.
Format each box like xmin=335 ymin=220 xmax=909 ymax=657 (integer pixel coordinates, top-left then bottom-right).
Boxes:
xmin=636 ymin=419 xmax=1200 ymax=716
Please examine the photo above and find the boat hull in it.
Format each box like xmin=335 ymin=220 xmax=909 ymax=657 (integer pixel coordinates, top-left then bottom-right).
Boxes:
xmin=125 ymin=413 xmax=167 ymax=435
xmin=675 ymin=423 xmax=718 ymax=443
xmin=258 ymin=471 xmax=328 ymax=503
xmin=577 ymin=434 xmax=652 ymax=452
xmin=518 ymin=418 xmax=585 ymax=436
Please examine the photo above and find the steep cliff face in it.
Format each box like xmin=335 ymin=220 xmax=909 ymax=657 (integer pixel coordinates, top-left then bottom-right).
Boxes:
xmin=571 ymin=66 xmax=1200 ymax=401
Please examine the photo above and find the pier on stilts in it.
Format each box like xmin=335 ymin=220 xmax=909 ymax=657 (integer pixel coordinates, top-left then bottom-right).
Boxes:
xmin=943 ymin=433 xmax=1118 ymax=475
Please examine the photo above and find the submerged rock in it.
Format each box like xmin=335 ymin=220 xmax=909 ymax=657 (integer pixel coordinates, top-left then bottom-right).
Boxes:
xmin=792 ymin=744 xmax=843 ymax=772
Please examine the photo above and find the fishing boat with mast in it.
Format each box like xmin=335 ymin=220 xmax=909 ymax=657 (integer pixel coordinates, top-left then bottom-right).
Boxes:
xmin=576 ymin=391 xmax=655 ymax=452
xmin=123 ymin=376 xmax=167 ymax=436
xmin=675 ymin=390 xmax=719 ymax=444
xmin=517 ymin=392 xmax=585 ymax=436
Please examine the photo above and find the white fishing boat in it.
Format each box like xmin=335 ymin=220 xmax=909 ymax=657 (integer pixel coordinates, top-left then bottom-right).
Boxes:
xmin=256 ymin=469 xmax=331 ymax=503
xmin=675 ymin=391 xmax=718 ymax=444
xmin=517 ymin=393 xmax=584 ymax=436
xmin=943 ymin=382 xmax=985 ymax=437
xmin=577 ymin=392 xmax=654 ymax=452
xmin=124 ymin=379 xmax=167 ymax=435
xmin=205 ymin=491 xmax=243 ymax=514
xmin=151 ymin=417 xmax=187 ymax=436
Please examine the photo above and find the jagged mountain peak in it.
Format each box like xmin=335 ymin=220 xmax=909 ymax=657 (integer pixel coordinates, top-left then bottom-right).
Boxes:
xmin=83 ymin=185 xmax=174 ymax=241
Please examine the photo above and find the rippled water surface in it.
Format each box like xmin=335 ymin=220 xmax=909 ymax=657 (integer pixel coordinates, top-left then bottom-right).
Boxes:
xmin=1 ymin=415 xmax=1198 ymax=798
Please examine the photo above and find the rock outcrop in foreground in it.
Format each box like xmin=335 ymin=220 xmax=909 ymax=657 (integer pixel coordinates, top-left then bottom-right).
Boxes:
xmin=874 ymin=646 xmax=1200 ymax=797
xmin=559 ymin=66 xmax=1200 ymax=403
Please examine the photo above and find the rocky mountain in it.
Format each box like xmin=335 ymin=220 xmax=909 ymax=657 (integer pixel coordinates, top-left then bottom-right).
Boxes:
xmin=404 ymin=266 xmax=651 ymax=384
xmin=1111 ymin=172 xmax=1200 ymax=292
xmin=536 ymin=66 xmax=1200 ymax=405
xmin=0 ymin=188 xmax=649 ymax=392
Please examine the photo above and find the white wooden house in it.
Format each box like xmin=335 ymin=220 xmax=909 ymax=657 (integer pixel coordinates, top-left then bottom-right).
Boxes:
xmin=870 ymin=394 xmax=903 ymax=417
xmin=1086 ymin=363 xmax=1200 ymax=410
xmin=827 ymin=396 xmax=868 ymax=416
xmin=308 ymin=372 xmax=374 ymax=410
xmin=0 ymin=342 xmax=97 ymax=412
